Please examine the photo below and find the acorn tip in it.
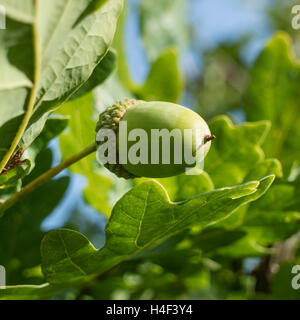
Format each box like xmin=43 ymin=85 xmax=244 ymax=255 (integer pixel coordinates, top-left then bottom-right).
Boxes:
xmin=204 ymin=135 xmax=216 ymax=144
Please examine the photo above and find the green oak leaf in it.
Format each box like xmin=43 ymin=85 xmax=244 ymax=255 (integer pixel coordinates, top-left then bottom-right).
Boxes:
xmin=0 ymin=1 xmax=34 ymax=23
xmin=0 ymin=284 xmax=54 ymax=301
xmin=0 ymin=116 xmax=68 ymax=199
xmin=187 ymin=158 xmax=286 ymax=258
xmin=242 ymin=182 xmax=300 ymax=243
xmin=205 ymin=115 xmax=271 ymax=188
xmin=137 ymin=171 xmax=214 ymax=203
xmin=205 ymin=182 xmax=300 ymax=258
xmin=70 ymin=49 xmax=117 ymax=101
xmin=0 ymin=160 xmax=31 ymax=189
xmin=0 ymin=175 xmax=275 ymax=298
xmin=0 ymin=149 xmax=69 ymax=284
xmin=136 ymin=48 xmax=183 ymax=103
xmin=0 ymin=0 xmax=123 ymax=172
xmin=40 ymin=176 xmax=273 ymax=285
xmin=215 ymin=158 xmax=283 ymax=229
xmin=246 ymin=32 xmax=300 ymax=172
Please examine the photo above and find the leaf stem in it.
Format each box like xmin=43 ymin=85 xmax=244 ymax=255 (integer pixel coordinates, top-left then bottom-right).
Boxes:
xmin=0 ymin=143 xmax=97 ymax=217
xmin=0 ymin=1 xmax=42 ymax=173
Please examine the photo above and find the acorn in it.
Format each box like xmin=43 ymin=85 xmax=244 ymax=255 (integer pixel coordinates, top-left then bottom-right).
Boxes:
xmin=96 ymin=99 xmax=214 ymax=179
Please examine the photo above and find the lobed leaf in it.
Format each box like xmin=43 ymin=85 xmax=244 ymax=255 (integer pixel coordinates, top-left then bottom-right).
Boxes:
xmin=40 ymin=176 xmax=274 ymax=285
xmin=246 ymin=32 xmax=300 ymax=172
xmin=205 ymin=115 xmax=271 ymax=188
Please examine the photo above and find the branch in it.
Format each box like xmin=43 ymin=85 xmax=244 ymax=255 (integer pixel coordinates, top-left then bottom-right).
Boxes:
xmin=0 ymin=143 xmax=97 ymax=217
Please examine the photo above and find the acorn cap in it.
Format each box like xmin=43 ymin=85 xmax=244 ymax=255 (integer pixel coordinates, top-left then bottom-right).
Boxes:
xmin=96 ymin=98 xmax=144 ymax=179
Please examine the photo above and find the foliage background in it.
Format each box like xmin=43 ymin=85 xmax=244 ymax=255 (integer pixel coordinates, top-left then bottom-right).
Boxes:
xmin=0 ymin=0 xmax=299 ymax=300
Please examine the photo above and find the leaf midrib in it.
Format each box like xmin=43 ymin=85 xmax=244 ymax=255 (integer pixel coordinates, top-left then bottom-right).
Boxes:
xmin=0 ymin=1 xmax=42 ymax=173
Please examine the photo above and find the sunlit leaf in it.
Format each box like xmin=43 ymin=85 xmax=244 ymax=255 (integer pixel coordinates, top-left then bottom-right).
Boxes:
xmin=246 ymin=32 xmax=300 ymax=172
xmin=0 ymin=0 xmax=123 ymax=171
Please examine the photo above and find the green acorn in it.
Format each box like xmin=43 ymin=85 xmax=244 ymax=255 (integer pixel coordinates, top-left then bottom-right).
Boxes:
xmin=96 ymin=99 xmax=214 ymax=179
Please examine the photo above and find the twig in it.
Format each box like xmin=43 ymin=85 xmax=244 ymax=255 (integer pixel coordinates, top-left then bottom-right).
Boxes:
xmin=0 ymin=143 xmax=97 ymax=217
